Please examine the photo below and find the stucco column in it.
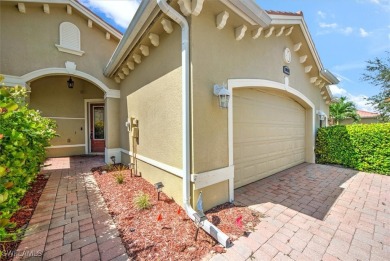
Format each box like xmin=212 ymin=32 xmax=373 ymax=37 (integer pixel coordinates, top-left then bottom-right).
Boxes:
xmin=104 ymin=97 xmax=121 ymax=163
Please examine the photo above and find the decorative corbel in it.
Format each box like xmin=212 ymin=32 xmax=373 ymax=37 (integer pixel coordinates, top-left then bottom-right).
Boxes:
xmin=122 ymin=67 xmax=130 ymax=76
xmin=305 ymin=66 xmax=312 ymax=73
xmin=264 ymin=26 xmax=275 ymax=38
xmin=149 ymin=33 xmax=160 ymax=47
xmin=106 ymin=33 xmax=110 ymax=40
xmin=118 ymin=72 xmax=125 ymax=80
xmin=293 ymin=42 xmax=302 ymax=52
xmin=66 ymin=5 xmax=72 ymax=15
xmin=88 ymin=19 xmax=93 ymax=28
xmin=299 ymin=55 xmax=308 ymax=63
xmin=235 ymin=25 xmax=247 ymax=41
xmin=192 ymin=0 xmax=205 ymax=16
xmin=127 ymin=61 xmax=135 ymax=70
xmin=43 ymin=4 xmax=50 ymax=14
xmin=133 ymin=54 xmax=142 ymax=64
xmin=18 ymin=3 xmax=26 ymax=13
xmin=177 ymin=0 xmax=191 ymax=16
xmin=140 ymin=45 xmax=149 ymax=56
xmin=216 ymin=11 xmax=229 ymax=30
xmin=251 ymin=27 xmax=263 ymax=39
xmin=114 ymin=77 xmax=121 ymax=84
xmin=310 ymin=77 xmax=318 ymax=83
xmin=285 ymin=26 xmax=294 ymax=36
xmin=161 ymin=18 xmax=173 ymax=34
xmin=275 ymin=26 xmax=285 ymax=37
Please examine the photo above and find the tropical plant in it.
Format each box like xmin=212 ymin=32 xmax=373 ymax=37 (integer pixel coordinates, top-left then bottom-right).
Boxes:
xmin=0 ymin=75 xmax=56 ymax=243
xmin=133 ymin=191 xmax=151 ymax=210
xmin=362 ymin=52 xmax=390 ymax=122
xmin=329 ymin=96 xmax=360 ymax=125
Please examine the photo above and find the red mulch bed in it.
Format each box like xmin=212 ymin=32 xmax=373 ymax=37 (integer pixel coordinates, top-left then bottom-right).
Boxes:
xmin=0 ymin=174 xmax=49 ymax=261
xmin=93 ymin=168 xmax=262 ymax=260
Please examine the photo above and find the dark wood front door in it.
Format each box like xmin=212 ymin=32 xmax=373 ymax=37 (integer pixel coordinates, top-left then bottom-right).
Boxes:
xmin=90 ymin=104 xmax=105 ymax=153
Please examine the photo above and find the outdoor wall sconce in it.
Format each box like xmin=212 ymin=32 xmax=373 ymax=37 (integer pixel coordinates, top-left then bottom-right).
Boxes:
xmin=193 ymin=212 xmax=207 ymax=241
xmin=316 ymin=110 xmax=326 ymax=121
xmin=213 ymin=84 xmax=230 ymax=108
xmin=154 ymin=182 xmax=164 ymax=201
xmin=67 ymin=76 xmax=74 ymax=88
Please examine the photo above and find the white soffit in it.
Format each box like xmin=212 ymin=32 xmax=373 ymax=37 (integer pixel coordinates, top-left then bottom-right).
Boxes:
xmin=219 ymin=0 xmax=271 ymax=27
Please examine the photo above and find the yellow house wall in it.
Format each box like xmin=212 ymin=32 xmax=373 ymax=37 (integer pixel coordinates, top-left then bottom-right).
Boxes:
xmin=29 ymin=76 xmax=104 ymax=157
xmin=0 ymin=2 xmax=119 ymax=89
xmin=190 ymin=2 xmax=327 ymax=174
xmin=118 ymin=22 xmax=183 ymax=205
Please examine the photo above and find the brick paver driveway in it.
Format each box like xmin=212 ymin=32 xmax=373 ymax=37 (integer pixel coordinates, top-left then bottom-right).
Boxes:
xmin=14 ymin=156 xmax=129 ymax=261
xmin=210 ymin=163 xmax=389 ymax=261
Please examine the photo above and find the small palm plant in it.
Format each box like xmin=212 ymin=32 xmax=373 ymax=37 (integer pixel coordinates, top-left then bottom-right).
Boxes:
xmin=329 ymin=96 xmax=360 ymax=125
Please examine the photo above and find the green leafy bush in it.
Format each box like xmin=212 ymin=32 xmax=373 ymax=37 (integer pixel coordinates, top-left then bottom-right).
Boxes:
xmin=0 ymin=76 xmax=56 ymax=242
xmin=315 ymin=123 xmax=390 ymax=175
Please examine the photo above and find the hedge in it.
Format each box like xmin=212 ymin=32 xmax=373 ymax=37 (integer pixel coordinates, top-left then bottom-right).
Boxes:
xmin=315 ymin=123 xmax=390 ymax=175
xmin=0 ymin=76 xmax=56 ymax=243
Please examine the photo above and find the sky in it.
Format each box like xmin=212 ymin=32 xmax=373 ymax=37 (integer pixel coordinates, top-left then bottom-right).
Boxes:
xmin=79 ymin=0 xmax=390 ymax=112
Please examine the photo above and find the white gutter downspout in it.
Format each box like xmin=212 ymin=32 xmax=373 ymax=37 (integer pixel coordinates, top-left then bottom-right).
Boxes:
xmin=156 ymin=0 xmax=230 ymax=247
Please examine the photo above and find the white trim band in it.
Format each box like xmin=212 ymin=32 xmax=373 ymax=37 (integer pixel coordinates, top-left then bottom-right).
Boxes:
xmin=46 ymin=117 xmax=85 ymax=120
xmin=47 ymin=144 xmax=85 ymax=149
xmin=121 ymin=149 xmax=183 ymax=178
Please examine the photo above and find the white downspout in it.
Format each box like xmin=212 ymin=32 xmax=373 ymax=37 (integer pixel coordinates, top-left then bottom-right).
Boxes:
xmin=156 ymin=0 xmax=230 ymax=247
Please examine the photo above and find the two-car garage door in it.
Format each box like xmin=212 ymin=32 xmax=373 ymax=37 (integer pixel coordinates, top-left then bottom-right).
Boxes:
xmin=233 ymin=88 xmax=306 ymax=188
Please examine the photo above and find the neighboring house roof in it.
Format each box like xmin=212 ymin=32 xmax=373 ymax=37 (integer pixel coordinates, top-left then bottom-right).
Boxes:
xmin=2 ymin=0 xmax=122 ymax=40
xmin=266 ymin=10 xmax=303 ymax=16
xmin=357 ymin=110 xmax=380 ymax=118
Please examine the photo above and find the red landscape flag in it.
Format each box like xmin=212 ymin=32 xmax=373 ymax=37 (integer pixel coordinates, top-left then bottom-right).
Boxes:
xmin=177 ymin=207 xmax=181 ymax=215
xmin=235 ymin=215 xmax=243 ymax=228
xmin=157 ymin=213 xmax=162 ymax=221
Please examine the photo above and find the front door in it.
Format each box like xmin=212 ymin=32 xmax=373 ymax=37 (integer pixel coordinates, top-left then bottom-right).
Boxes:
xmin=90 ymin=104 xmax=105 ymax=153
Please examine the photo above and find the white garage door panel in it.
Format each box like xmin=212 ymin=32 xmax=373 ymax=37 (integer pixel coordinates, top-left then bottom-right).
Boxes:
xmin=234 ymin=89 xmax=305 ymax=188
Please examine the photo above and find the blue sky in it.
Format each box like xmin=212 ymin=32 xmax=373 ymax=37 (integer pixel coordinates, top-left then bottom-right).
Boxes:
xmin=80 ymin=0 xmax=390 ymax=111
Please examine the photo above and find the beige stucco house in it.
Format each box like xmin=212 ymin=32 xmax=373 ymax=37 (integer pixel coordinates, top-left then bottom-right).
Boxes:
xmin=1 ymin=0 xmax=338 ymax=216
xmin=340 ymin=110 xmax=380 ymax=125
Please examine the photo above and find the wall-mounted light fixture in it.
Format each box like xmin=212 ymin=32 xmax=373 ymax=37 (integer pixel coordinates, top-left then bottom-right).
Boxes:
xmin=67 ymin=76 xmax=74 ymax=88
xmin=213 ymin=84 xmax=230 ymax=108
xmin=316 ymin=110 xmax=326 ymax=121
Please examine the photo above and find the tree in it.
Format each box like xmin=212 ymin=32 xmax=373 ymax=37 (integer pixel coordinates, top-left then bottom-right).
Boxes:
xmin=362 ymin=52 xmax=390 ymax=122
xmin=329 ymin=96 xmax=360 ymax=125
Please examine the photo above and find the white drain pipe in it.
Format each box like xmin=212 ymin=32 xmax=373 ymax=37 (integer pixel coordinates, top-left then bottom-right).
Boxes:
xmin=156 ymin=0 xmax=230 ymax=247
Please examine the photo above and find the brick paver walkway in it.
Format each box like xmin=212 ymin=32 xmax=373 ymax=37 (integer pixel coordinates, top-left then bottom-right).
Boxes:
xmin=210 ymin=163 xmax=390 ymax=261
xmin=14 ymin=156 xmax=129 ymax=261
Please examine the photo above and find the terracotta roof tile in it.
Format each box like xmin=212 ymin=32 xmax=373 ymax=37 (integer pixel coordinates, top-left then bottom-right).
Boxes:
xmin=357 ymin=110 xmax=380 ymax=118
xmin=266 ymin=10 xmax=303 ymax=16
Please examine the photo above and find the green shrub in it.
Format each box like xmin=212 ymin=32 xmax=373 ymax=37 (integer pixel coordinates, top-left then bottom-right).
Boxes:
xmin=133 ymin=191 xmax=151 ymax=210
xmin=315 ymin=123 xmax=390 ymax=175
xmin=0 ymin=76 xmax=56 ymax=242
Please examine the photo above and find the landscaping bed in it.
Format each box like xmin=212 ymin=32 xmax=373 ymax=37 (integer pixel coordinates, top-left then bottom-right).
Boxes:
xmin=93 ymin=167 xmax=262 ymax=260
xmin=0 ymin=174 xmax=49 ymax=261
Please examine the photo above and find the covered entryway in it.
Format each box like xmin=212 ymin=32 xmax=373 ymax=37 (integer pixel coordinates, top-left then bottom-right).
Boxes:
xmin=233 ymin=88 xmax=306 ymax=188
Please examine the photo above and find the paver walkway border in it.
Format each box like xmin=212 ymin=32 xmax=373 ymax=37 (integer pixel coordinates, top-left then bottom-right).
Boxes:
xmin=14 ymin=156 xmax=129 ymax=261
xmin=209 ymin=163 xmax=390 ymax=261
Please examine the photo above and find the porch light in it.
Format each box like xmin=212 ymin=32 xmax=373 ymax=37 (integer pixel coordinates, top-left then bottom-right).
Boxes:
xmin=317 ymin=110 xmax=326 ymax=121
xmin=213 ymin=84 xmax=230 ymax=108
xmin=67 ymin=76 xmax=74 ymax=88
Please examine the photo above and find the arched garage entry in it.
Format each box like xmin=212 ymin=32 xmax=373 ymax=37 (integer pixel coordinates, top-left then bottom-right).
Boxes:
xmin=228 ymin=79 xmax=315 ymax=189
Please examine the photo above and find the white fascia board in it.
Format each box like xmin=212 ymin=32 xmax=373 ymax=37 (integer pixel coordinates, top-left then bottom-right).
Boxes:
xmin=219 ymin=0 xmax=271 ymax=27
xmin=104 ymin=1 xmax=159 ymax=77
xmin=270 ymin=15 xmax=324 ymax=73
xmin=2 ymin=0 xmax=122 ymax=40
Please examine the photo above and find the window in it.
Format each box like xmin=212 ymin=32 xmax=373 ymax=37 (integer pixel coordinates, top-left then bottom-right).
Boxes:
xmin=55 ymin=22 xmax=85 ymax=56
